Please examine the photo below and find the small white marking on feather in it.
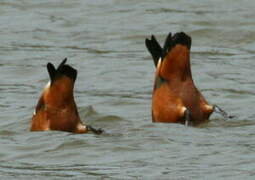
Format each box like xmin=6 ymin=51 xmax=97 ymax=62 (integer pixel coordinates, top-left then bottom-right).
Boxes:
xmin=204 ymin=104 xmax=213 ymax=111
xmin=155 ymin=58 xmax=162 ymax=76
xmin=180 ymin=107 xmax=189 ymax=126
xmin=157 ymin=58 xmax=162 ymax=68
xmin=77 ymin=123 xmax=86 ymax=132
xmin=44 ymin=81 xmax=51 ymax=90
xmin=181 ymin=106 xmax=187 ymax=114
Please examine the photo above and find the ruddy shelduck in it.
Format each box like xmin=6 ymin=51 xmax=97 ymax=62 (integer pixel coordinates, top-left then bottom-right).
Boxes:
xmin=146 ymin=32 xmax=219 ymax=126
xmin=31 ymin=58 xmax=102 ymax=134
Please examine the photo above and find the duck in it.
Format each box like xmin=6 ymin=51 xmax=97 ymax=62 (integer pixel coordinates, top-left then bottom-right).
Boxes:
xmin=145 ymin=32 xmax=215 ymax=126
xmin=31 ymin=58 xmax=102 ymax=134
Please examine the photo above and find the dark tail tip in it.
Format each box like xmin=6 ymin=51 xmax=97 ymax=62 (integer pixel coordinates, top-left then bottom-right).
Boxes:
xmin=159 ymin=32 xmax=191 ymax=58
xmin=57 ymin=58 xmax=67 ymax=69
xmin=58 ymin=64 xmax=77 ymax=82
xmin=171 ymin=32 xmax=191 ymax=50
xmin=47 ymin=63 xmax=56 ymax=82
xmin=47 ymin=58 xmax=77 ymax=83
xmin=145 ymin=35 xmax=163 ymax=67
xmin=162 ymin=32 xmax=191 ymax=57
xmin=145 ymin=32 xmax=191 ymax=67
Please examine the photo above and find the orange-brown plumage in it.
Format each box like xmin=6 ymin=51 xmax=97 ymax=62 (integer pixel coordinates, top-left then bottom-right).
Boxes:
xmin=146 ymin=32 xmax=214 ymax=126
xmin=31 ymin=59 xmax=87 ymax=133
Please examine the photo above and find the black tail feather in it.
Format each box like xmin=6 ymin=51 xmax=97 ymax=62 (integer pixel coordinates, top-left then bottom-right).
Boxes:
xmin=57 ymin=58 xmax=67 ymax=70
xmin=47 ymin=58 xmax=77 ymax=83
xmin=47 ymin=63 xmax=56 ymax=82
xmin=58 ymin=64 xmax=77 ymax=82
xmin=171 ymin=32 xmax=191 ymax=50
xmin=145 ymin=35 xmax=163 ymax=67
xmin=163 ymin=32 xmax=172 ymax=56
xmin=145 ymin=32 xmax=192 ymax=67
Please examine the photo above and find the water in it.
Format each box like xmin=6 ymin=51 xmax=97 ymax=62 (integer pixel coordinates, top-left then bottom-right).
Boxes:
xmin=1 ymin=0 xmax=255 ymax=179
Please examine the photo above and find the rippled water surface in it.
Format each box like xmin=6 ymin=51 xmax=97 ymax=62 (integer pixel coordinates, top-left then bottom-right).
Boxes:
xmin=1 ymin=0 xmax=255 ymax=179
